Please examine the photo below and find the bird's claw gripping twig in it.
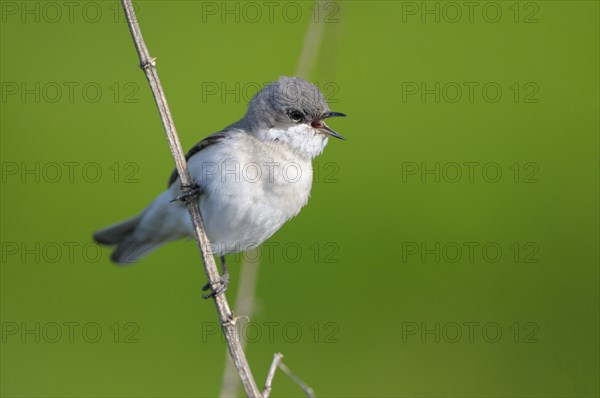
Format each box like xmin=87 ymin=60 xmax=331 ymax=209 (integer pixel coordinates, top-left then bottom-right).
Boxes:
xmin=202 ymin=272 xmax=230 ymax=299
xmin=203 ymin=255 xmax=229 ymax=299
xmin=171 ymin=182 xmax=202 ymax=203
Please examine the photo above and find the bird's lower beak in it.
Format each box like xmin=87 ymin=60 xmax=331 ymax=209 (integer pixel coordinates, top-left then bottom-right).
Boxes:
xmin=320 ymin=124 xmax=346 ymax=140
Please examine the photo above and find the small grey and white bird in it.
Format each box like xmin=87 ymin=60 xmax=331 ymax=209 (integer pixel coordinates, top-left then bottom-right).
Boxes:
xmin=93 ymin=76 xmax=346 ymax=277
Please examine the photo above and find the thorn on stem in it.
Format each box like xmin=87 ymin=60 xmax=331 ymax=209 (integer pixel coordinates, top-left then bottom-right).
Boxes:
xmin=140 ymin=57 xmax=157 ymax=70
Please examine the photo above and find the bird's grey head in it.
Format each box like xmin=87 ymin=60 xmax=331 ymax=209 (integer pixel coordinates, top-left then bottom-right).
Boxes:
xmin=240 ymin=77 xmax=346 ymax=159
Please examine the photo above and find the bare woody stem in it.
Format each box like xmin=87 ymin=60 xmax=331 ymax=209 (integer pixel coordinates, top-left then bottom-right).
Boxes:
xmin=119 ymin=1 xmax=262 ymax=396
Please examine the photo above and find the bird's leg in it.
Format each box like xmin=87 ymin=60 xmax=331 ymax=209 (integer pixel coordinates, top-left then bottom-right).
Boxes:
xmin=171 ymin=182 xmax=203 ymax=203
xmin=202 ymin=255 xmax=229 ymax=299
xmin=219 ymin=255 xmax=230 ymax=287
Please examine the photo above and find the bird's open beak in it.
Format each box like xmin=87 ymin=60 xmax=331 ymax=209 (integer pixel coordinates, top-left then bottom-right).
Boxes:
xmin=312 ymin=111 xmax=347 ymax=140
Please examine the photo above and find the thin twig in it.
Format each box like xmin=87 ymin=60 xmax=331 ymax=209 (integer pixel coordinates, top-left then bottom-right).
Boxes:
xmin=262 ymin=354 xmax=316 ymax=398
xmin=119 ymin=1 xmax=261 ymax=397
xmin=278 ymin=361 xmax=316 ymax=398
xmin=262 ymin=353 xmax=284 ymax=398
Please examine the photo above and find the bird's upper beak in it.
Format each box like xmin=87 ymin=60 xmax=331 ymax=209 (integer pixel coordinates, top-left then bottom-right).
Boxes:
xmin=311 ymin=111 xmax=347 ymax=140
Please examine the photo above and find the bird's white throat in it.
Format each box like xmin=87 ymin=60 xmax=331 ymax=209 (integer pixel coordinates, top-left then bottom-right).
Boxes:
xmin=254 ymin=124 xmax=328 ymax=160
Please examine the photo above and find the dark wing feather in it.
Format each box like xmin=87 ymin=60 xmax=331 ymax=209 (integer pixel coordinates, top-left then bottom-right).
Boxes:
xmin=167 ymin=132 xmax=228 ymax=187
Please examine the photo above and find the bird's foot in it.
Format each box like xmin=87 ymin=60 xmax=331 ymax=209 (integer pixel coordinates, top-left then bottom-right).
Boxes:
xmin=171 ymin=182 xmax=202 ymax=203
xmin=202 ymin=272 xmax=230 ymax=299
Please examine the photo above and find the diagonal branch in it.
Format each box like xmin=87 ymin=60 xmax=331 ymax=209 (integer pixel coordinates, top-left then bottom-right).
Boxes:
xmin=119 ymin=1 xmax=261 ymax=396
xmin=220 ymin=248 xmax=261 ymax=397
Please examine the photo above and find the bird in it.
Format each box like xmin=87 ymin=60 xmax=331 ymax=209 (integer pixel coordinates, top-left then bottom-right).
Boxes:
xmin=93 ymin=76 xmax=346 ymax=295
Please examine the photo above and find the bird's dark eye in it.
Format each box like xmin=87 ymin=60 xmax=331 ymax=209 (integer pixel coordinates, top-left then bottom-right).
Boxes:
xmin=289 ymin=110 xmax=304 ymax=122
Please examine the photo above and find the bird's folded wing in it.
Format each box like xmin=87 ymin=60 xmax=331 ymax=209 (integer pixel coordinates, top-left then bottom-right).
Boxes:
xmin=167 ymin=131 xmax=229 ymax=187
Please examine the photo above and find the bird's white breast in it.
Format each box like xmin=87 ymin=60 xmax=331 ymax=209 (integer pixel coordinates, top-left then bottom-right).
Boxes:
xmin=177 ymin=133 xmax=314 ymax=255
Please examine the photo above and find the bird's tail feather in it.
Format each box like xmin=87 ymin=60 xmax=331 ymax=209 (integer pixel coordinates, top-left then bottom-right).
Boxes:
xmin=93 ymin=215 xmax=165 ymax=264
xmin=93 ymin=216 xmax=139 ymax=246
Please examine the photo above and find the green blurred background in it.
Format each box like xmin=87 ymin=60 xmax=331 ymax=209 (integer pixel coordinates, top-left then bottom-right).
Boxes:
xmin=1 ymin=1 xmax=598 ymax=397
